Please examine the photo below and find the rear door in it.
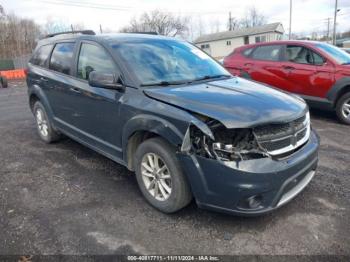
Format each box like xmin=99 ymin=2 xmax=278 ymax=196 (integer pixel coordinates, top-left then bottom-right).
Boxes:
xmin=46 ymin=41 xmax=77 ymax=121
xmin=246 ymin=44 xmax=290 ymax=89
xmin=27 ymin=44 xmax=54 ymax=94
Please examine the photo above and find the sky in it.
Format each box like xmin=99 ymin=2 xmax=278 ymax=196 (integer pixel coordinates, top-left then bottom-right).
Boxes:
xmin=2 ymin=0 xmax=350 ymax=39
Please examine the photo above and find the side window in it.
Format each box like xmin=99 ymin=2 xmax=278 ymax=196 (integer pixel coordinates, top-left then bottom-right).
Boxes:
xmin=30 ymin=45 xmax=53 ymax=67
xmin=255 ymin=36 xmax=266 ymax=43
xmin=242 ymin=48 xmax=254 ymax=57
xmin=286 ymin=45 xmax=325 ymax=65
xmin=311 ymin=51 xmax=325 ymax=65
xmin=49 ymin=42 xmax=75 ymax=75
xmin=77 ymin=43 xmax=117 ymax=80
xmin=251 ymin=45 xmax=281 ymax=61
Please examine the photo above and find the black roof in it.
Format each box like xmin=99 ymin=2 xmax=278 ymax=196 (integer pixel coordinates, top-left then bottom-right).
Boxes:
xmin=38 ymin=31 xmax=176 ymax=46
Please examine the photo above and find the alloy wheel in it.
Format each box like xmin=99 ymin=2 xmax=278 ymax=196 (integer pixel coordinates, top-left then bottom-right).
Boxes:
xmin=342 ymin=98 xmax=350 ymax=119
xmin=141 ymin=153 xmax=172 ymax=201
xmin=35 ymin=108 xmax=49 ymax=137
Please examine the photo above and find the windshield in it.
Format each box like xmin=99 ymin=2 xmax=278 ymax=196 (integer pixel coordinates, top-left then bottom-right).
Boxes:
xmin=316 ymin=43 xmax=350 ymax=65
xmin=110 ymin=39 xmax=230 ymax=86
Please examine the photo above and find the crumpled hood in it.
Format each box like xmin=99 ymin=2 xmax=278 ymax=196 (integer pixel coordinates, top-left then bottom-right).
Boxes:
xmin=144 ymin=77 xmax=307 ymax=128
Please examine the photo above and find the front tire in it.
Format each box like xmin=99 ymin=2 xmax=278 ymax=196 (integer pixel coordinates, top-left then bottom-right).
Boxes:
xmin=33 ymin=101 xmax=61 ymax=143
xmin=336 ymin=92 xmax=350 ymax=125
xmin=134 ymin=137 xmax=192 ymax=213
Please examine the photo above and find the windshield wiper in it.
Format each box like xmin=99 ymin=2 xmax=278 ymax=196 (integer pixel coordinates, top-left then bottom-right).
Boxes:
xmin=141 ymin=80 xmax=187 ymax=87
xmin=141 ymin=74 xmax=231 ymax=87
xmin=189 ymin=74 xmax=231 ymax=83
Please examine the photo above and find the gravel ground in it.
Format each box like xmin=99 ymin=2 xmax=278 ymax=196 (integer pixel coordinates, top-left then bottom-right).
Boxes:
xmin=0 ymin=81 xmax=349 ymax=256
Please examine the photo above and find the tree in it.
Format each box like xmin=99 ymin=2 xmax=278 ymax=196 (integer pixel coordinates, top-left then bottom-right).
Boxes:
xmin=0 ymin=4 xmax=5 ymax=19
xmin=43 ymin=18 xmax=71 ymax=34
xmin=120 ymin=10 xmax=190 ymax=37
xmin=240 ymin=7 xmax=267 ymax=28
xmin=0 ymin=6 xmax=41 ymax=60
xmin=227 ymin=16 xmax=240 ymax=31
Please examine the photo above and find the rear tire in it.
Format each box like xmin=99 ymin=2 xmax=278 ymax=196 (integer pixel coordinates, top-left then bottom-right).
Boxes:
xmin=134 ymin=137 xmax=192 ymax=213
xmin=335 ymin=92 xmax=350 ymax=125
xmin=33 ymin=101 xmax=61 ymax=143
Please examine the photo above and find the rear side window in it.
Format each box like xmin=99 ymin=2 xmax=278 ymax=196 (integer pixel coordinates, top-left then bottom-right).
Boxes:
xmin=242 ymin=48 xmax=254 ymax=57
xmin=77 ymin=43 xmax=117 ymax=80
xmin=49 ymin=42 xmax=75 ymax=75
xmin=30 ymin=45 xmax=53 ymax=67
xmin=251 ymin=45 xmax=281 ymax=61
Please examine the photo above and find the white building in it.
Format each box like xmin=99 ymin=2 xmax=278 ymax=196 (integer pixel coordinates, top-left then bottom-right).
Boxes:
xmin=194 ymin=23 xmax=285 ymax=59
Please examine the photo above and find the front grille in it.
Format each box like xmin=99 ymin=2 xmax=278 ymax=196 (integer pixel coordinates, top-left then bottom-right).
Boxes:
xmin=253 ymin=113 xmax=310 ymax=156
xmin=260 ymin=137 xmax=291 ymax=151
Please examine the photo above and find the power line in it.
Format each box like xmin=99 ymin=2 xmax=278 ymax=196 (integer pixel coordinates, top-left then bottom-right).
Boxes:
xmin=27 ymin=0 xmax=134 ymax=11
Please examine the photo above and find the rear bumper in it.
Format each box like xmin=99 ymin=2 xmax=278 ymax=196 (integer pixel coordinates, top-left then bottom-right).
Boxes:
xmin=178 ymin=130 xmax=320 ymax=216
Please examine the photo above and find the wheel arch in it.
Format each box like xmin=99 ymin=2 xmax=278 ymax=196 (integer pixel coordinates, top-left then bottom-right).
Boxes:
xmin=326 ymin=77 xmax=350 ymax=107
xmin=28 ymin=87 xmax=54 ymax=119
xmin=122 ymin=114 xmax=185 ymax=171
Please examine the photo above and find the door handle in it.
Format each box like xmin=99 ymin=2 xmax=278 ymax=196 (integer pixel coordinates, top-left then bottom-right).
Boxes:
xmin=283 ymin=65 xmax=295 ymax=70
xmin=70 ymin=87 xmax=81 ymax=94
xmin=244 ymin=63 xmax=253 ymax=67
xmin=40 ymin=77 xmax=48 ymax=82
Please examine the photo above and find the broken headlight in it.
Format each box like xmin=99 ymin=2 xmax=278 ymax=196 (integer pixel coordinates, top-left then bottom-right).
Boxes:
xmin=189 ymin=122 xmax=268 ymax=161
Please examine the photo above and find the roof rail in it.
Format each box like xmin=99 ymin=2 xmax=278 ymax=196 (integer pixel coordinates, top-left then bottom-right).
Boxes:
xmin=129 ymin=32 xmax=159 ymax=35
xmin=45 ymin=30 xmax=96 ymax=38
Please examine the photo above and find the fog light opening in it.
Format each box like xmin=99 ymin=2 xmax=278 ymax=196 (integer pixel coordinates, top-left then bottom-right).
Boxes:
xmin=247 ymin=195 xmax=263 ymax=209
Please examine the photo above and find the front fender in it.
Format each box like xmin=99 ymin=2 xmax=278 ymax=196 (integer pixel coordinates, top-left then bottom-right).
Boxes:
xmin=122 ymin=114 xmax=185 ymax=157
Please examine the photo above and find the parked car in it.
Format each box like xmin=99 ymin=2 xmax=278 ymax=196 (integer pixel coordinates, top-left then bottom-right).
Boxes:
xmin=342 ymin=48 xmax=350 ymax=54
xmin=26 ymin=31 xmax=319 ymax=216
xmin=224 ymin=41 xmax=350 ymax=125
xmin=0 ymin=74 xmax=8 ymax=88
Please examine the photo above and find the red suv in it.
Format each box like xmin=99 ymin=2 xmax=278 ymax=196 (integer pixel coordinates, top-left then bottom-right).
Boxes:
xmin=224 ymin=41 xmax=350 ymax=124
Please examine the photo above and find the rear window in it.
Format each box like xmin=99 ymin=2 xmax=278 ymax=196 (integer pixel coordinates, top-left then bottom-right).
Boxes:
xmin=251 ymin=45 xmax=281 ymax=61
xmin=49 ymin=42 xmax=75 ymax=75
xmin=30 ymin=45 xmax=53 ymax=67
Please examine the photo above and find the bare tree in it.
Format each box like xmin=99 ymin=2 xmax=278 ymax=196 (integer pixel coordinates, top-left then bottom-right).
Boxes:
xmin=227 ymin=17 xmax=240 ymax=31
xmin=120 ymin=10 xmax=190 ymax=37
xmin=240 ymin=7 xmax=267 ymax=28
xmin=0 ymin=6 xmax=41 ymax=61
xmin=43 ymin=18 xmax=71 ymax=34
xmin=0 ymin=4 xmax=5 ymax=19
xmin=210 ymin=19 xmax=221 ymax=34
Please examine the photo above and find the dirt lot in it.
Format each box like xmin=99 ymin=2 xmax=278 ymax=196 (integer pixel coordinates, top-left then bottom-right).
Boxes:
xmin=0 ymin=81 xmax=349 ymax=256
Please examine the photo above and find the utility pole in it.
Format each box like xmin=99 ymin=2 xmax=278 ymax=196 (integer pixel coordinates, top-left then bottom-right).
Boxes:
xmin=99 ymin=24 xmax=103 ymax=34
xmin=229 ymin=12 xmax=232 ymax=31
xmin=333 ymin=0 xmax=338 ymax=45
xmin=289 ymin=0 xmax=292 ymax=39
xmin=326 ymin=18 xmax=330 ymax=43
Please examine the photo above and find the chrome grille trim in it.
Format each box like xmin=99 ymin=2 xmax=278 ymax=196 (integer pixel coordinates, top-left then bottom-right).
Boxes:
xmin=253 ymin=112 xmax=311 ymax=156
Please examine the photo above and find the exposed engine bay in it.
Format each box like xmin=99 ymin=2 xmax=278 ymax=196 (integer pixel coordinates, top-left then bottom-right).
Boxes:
xmin=190 ymin=122 xmax=268 ymax=161
xmin=184 ymin=112 xmax=310 ymax=162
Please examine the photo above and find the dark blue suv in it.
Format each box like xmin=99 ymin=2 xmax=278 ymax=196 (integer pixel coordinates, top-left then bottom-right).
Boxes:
xmin=27 ymin=31 xmax=320 ymax=215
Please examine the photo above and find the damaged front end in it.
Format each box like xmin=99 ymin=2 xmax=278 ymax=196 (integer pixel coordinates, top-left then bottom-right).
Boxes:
xmin=181 ymin=117 xmax=269 ymax=162
xmin=181 ymin=112 xmax=310 ymax=163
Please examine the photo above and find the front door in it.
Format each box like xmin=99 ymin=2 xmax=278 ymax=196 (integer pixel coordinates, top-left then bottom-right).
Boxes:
xmin=281 ymin=44 xmax=333 ymax=97
xmin=48 ymin=41 xmax=125 ymax=159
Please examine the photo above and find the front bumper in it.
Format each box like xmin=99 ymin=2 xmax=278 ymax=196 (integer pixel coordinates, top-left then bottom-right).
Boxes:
xmin=178 ymin=130 xmax=320 ymax=216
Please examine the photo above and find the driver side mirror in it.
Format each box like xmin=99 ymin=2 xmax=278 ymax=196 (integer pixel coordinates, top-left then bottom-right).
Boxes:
xmin=88 ymin=71 xmax=124 ymax=91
